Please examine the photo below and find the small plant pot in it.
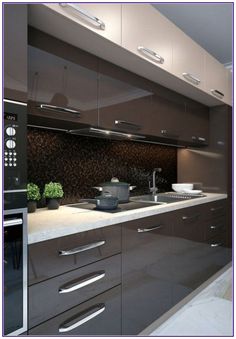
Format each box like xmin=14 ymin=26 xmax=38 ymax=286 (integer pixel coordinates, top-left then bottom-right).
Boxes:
xmin=28 ymin=200 xmax=37 ymax=213
xmin=47 ymin=198 xmax=60 ymax=210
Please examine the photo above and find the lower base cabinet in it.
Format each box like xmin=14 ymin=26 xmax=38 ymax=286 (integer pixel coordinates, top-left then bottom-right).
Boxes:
xmin=28 ymin=286 xmax=121 ymax=335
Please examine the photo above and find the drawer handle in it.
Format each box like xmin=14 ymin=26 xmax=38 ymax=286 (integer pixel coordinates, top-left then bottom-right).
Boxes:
xmin=59 ymin=3 xmax=105 ymax=30
xmin=161 ymin=130 xmax=179 ymax=139
xmin=4 ymin=218 xmax=23 ymax=227
xmin=182 ymin=72 xmax=201 ymax=85
xmin=115 ymin=120 xmax=141 ymax=130
xmin=210 ymin=89 xmax=224 ymax=99
xmin=137 ymin=46 xmax=164 ymax=64
xmin=210 ymin=225 xmax=223 ymax=230
xmin=59 ymin=240 xmax=106 ymax=256
xmin=59 ymin=271 xmax=105 ymax=294
xmin=182 ymin=214 xmax=200 ymax=221
xmin=38 ymin=104 xmax=81 ymax=116
xmin=137 ymin=225 xmax=163 ymax=233
xmin=210 ymin=206 xmax=223 ymax=212
xmin=59 ymin=303 xmax=105 ymax=333
xmin=211 ymin=243 xmax=222 ymax=247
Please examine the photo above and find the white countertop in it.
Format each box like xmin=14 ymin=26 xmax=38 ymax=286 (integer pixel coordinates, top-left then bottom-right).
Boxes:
xmin=28 ymin=193 xmax=227 ymax=244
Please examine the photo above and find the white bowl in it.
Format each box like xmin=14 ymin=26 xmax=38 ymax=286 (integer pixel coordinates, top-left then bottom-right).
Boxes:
xmin=172 ymin=183 xmax=193 ymax=193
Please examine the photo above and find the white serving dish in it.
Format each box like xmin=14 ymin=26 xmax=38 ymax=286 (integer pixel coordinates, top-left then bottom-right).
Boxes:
xmin=183 ymin=189 xmax=203 ymax=195
xmin=172 ymin=183 xmax=193 ymax=193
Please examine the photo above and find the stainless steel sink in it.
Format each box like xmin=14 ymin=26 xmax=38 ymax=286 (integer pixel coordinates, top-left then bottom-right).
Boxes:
xmin=130 ymin=192 xmax=205 ymax=204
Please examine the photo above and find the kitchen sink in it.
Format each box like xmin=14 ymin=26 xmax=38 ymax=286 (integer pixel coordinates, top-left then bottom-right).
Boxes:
xmin=130 ymin=192 xmax=205 ymax=204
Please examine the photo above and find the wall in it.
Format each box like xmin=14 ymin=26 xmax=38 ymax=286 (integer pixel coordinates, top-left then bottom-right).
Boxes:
xmin=27 ymin=127 xmax=177 ymax=205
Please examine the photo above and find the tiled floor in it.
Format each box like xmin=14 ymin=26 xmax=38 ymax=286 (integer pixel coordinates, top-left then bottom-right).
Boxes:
xmin=141 ymin=264 xmax=232 ymax=336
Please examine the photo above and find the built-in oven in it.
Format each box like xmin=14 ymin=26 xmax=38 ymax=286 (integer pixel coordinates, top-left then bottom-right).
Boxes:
xmin=3 ymin=209 xmax=27 ymax=335
xmin=3 ymin=98 xmax=28 ymax=335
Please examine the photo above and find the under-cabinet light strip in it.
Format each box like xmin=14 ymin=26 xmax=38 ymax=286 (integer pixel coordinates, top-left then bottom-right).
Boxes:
xmin=27 ymin=124 xmax=68 ymax=132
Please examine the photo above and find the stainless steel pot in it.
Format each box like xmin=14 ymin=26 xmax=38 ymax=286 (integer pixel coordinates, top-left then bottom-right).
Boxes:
xmin=80 ymin=192 xmax=119 ymax=210
xmin=94 ymin=178 xmax=136 ymax=203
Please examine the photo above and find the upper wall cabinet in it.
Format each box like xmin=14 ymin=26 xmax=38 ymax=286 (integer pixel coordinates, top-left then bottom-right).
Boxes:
xmin=204 ymin=52 xmax=228 ymax=103
xmin=41 ymin=3 xmax=121 ymax=45
xmin=172 ymin=27 xmax=205 ymax=91
xmin=226 ymin=70 xmax=232 ymax=106
xmin=28 ymin=28 xmax=99 ymax=129
xmin=122 ymin=4 xmax=172 ymax=73
xmin=4 ymin=4 xmax=27 ymax=102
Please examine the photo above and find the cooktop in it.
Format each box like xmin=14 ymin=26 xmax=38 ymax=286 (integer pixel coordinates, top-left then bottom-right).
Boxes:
xmin=66 ymin=201 xmax=156 ymax=213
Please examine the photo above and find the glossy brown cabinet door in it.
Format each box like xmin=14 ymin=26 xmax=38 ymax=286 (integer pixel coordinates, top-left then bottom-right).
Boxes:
xmin=122 ymin=213 xmax=174 ymax=335
xmin=28 ymin=28 xmax=98 ymax=129
xmin=29 ymin=254 xmax=121 ymax=328
xmin=4 ymin=4 xmax=27 ymax=102
xmin=28 ymin=286 xmax=121 ymax=335
xmin=29 ymin=225 xmax=121 ymax=285
xmin=98 ymin=59 xmax=153 ymax=136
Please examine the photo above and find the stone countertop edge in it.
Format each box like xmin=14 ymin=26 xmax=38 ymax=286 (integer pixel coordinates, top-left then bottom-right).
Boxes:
xmin=28 ymin=193 xmax=227 ymax=244
xmin=139 ymin=262 xmax=232 ymax=336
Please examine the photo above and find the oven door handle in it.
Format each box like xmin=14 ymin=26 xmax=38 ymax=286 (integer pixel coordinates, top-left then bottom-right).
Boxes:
xmin=4 ymin=218 xmax=23 ymax=227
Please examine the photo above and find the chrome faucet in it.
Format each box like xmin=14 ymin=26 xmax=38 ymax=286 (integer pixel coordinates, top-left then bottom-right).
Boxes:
xmin=149 ymin=168 xmax=162 ymax=195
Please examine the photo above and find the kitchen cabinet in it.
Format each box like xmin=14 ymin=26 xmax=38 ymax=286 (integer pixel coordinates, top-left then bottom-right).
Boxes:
xmin=226 ymin=69 xmax=232 ymax=106
xmin=28 ymin=224 xmax=122 ymax=335
xmin=122 ymin=4 xmax=172 ymax=73
xmin=204 ymin=52 xmax=228 ymax=102
xmin=28 ymin=286 xmax=121 ymax=335
xmin=28 ymin=27 xmax=98 ymax=130
xmin=98 ymin=59 xmax=153 ymax=137
xmin=171 ymin=201 xmax=231 ymax=306
xmin=172 ymin=27 xmax=205 ymax=91
xmin=29 ymin=224 xmax=121 ymax=285
xmin=33 ymin=3 xmax=122 ymax=45
xmin=4 ymin=4 xmax=27 ymax=102
xmin=29 ymin=255 xmax=121 ymax=328
xmin=98 ymin=59 xmax=209 ymax=146
xmin=122 ymin=212 xmax=174 ymax=335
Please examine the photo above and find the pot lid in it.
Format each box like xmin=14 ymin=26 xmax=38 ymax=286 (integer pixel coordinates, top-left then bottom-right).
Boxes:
xmin=100 ymin=181 xmax=130 ymax=187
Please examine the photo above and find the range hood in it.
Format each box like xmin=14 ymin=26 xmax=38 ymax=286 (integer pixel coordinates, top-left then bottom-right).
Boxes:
xmin=67 ymin=127 xmax=146 ymax=141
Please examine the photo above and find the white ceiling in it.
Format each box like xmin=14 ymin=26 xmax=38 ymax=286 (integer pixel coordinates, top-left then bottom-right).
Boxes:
xmin=152 ymin=3 xmax=233 ymax=67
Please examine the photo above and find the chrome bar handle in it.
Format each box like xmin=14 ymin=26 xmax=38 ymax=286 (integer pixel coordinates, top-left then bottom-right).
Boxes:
xmin=182 ymin=214 xmax=200 ymax=221
xmin=210 ymin=225 xmax=223 ymax=230
xmin=115 ymin=120 xmax=141 ymax=130
xmin=60 ymin=3 xmax=105 ymax=30
xmin=210 ymin=89 xmax=224 ymax=99
xmin=161 ymin=130 xmax=179 ymax=139
xmin=59 ymin=240 xmax=106 ymax=256
xmin=137 ymin=225 xmax=163 ymax=233
xmin=59 ymin=304 xmax=105 ymax=333
xmin=4 ymin=218 xmax=23 ymax=227
xmin=137 ymin=46 xmax=164 ymax=64
xmin=210 ymin=206 xmax=223 ymax=212
xmin=182 ymin=72 xmax=201 ymax=85
xmin=211 ymin=243 xmax=222 ymax=247
xmin=198 ymin=137 xmax=206 ymax=142
xmin=38 ymin=104 xmax=80 ymax=116
xmin=59 ymin=271 xmax=105 ymax=294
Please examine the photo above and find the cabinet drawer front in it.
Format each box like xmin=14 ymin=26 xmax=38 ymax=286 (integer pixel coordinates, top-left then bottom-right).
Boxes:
xmin=29 ymin=225 xmax=121 ymax=285
xmin=28 ymin=286 xmax=121 ymax=335
xmin=205 ymin=217 xmax=226 ymax=240
xmin=202 ymin=200 xmax=227 ymax=220
xmin=173 ymin=205 xmax=205 ymax=242
xmin=29 ymin=254 xmax=121 ymax=328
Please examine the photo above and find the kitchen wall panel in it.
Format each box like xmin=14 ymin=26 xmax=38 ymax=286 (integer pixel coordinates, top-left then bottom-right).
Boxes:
xmin=27 ymin=127 xmax=177 ymax=205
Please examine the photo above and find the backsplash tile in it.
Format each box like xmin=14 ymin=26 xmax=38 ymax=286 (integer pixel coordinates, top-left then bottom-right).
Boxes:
xmin=27 ymin=127 xmax=177 ymax=205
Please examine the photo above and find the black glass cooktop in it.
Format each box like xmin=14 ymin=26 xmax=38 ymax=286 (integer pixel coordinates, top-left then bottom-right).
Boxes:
xmin=66 ymin=201 xmax=156 ymax=213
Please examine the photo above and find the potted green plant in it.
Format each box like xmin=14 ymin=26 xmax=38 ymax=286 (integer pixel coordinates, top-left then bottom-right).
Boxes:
xmin=43 ymin=182 xmax=64 ymax=210
xmin=27 ymin=183 xmax=41 ymax=213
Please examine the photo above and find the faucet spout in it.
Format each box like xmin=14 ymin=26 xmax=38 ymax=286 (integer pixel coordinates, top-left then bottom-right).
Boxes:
xmin=149 ymin=168 xmax=162 ymax=196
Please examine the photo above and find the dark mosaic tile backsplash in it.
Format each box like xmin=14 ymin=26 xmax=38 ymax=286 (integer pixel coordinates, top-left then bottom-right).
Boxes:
xmin=27 ymin=127 xmax=177 ymax=205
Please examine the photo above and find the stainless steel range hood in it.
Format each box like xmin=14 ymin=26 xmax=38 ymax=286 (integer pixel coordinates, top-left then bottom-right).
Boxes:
xmin=67 ymin=127 xmax=146 ymax=140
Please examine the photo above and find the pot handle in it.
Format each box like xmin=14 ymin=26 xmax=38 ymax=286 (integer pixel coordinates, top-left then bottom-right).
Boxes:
xmin=92 ymin=186 xmax=103 ymax=191
xmin=79 ymin=199 xmax=97 ymax=204
xmin=129 ymin=186 xmax=136 ymax=191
